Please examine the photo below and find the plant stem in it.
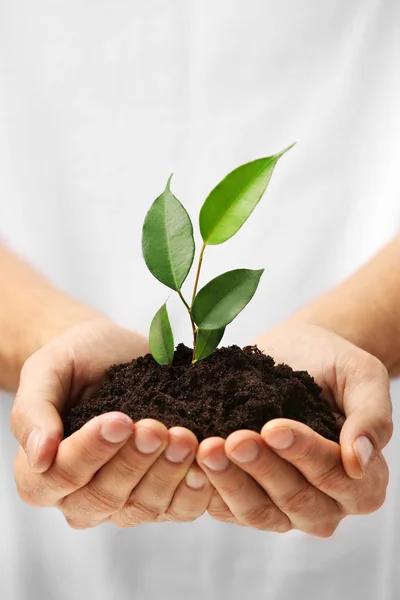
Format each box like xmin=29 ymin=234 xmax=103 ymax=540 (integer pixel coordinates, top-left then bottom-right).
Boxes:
xmin=178 ymin=290 xmax=197 ymax=351
xmin=188 ymin=242 xmax=207 ymax=362
xmin=191 ymin=243 xmax=206 ymax=305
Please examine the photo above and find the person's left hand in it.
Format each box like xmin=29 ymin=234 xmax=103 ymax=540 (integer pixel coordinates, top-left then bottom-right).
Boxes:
xmin=197 ymin=322 xmax=392 ymax=537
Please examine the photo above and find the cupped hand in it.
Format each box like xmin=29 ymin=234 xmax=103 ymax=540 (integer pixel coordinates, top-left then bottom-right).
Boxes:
xmin=12 ymin=318 xmax=212 ymax=528
xmin=197 ymin=322 xmax=392 ymax=536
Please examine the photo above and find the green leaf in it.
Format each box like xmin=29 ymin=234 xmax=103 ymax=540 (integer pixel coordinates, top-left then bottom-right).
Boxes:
xmin=199 ymin=144 xmax=295 ymax=245
xmin=149 ymin=303 xmax=174 ymax=365
xmin=195 ymin=327 xmax=225 ymax=362
xmin=142 ymin=175 xmax=195 ymax=290
xmin=192 ymin=268 xmax=264 ymax=330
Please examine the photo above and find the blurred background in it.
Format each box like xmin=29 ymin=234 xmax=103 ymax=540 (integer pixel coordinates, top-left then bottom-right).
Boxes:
xmin=0 ymin=1 xmax=399 ymax=599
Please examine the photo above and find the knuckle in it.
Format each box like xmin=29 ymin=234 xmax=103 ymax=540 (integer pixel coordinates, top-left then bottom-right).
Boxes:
xmin=369 ymin=356 xmax=388 ymax=378
xmin=241 ymin=503 xmax=283 ymax=531
xmin=375 ymin=415 xmax=393 ymax=446
xmin=9 ymin=405 xmax=23 ymax=438
xmin=65 ymin=517 xmax=91 ymax=530
xmin=218 ymin=476 xmax=246 ymax=497
xmin=147 ymin=471 xmax=172 ymax=493
xmin=312 ymin=464 xmax=345 ymax=493
xmin=79 ymin=441 xmax=111 ymax=466
xmin=111 ymin=513 xmax=140 ymax=529
xmin=208 ymin=510 xmax=237 ymax=524
xmin=207 ymin=491 xmax=237 ymax=524
xmin=290 ymin=442 xmax=316 ymax=464
xmin=278 ymin=485 xmax=317 ymax=516
xmin=19 ymin=356 xmax=35 ymax=380
xmin=310 ymin=520 xmax=339 ymax=538
xmin=163 ymin=506 xmax=202 ymax=523
xmin=114 ymin=455 xmax=140 ymax=479
xmin=82 ymin=484 xmax=122 ymax=515
xmin=16 ymin=483 xmax=41 ymax=507
xmin=45 ymin=464 xmax=85 ymax=494
xmin=14 ymin=461 xmax=49 ymax=507
xmin=349 ymin=353 xmax=385 ymax=380
xmin=10 ymin=405 xmax=32 ymax=449
xmin=357 ymin=490 xmax=386 ymax=515
xmin=113 ymin=518 xmax=131 ymax=529
xmin=123 ymin=497 xmax=160 ymax=524
xmin=253 ymin=457 xmax=281 ymax=480
xmin=207 ymin=502 xmax=232 ymax=522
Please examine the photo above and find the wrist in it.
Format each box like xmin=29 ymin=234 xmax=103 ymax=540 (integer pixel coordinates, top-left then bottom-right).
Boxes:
xmin=0 ymin=246 xmax=104 ymax=391
xmin=12 ymin=295 xmax=103 ymax=386
xmin=293 ymin=297 xmax=399 ymax=375
xmin=33 ymin=298 xmax=103 ymax=354
xmin=293 ymin=300 xmax=360 ymax=343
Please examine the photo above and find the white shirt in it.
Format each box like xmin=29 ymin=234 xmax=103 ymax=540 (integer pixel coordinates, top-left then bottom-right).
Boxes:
xmin=1 ymin=1 xmax=400 ymax=598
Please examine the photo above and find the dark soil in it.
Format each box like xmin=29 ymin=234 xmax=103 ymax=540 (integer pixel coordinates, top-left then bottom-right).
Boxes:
xmin=63 ymin=344 xmax=339 ymax=443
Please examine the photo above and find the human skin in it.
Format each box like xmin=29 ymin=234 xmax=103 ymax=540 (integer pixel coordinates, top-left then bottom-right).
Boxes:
xmin=1 ymin=247 xmax=213 ymax=527
xmin=1 ymin=238 xmax=399 ymax=533
xmin=197 ymin=236 xmax=400 ymax=534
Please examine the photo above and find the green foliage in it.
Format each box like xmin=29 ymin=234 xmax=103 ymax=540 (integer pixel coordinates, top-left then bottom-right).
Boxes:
xmin=142 ymin=146 xmax=294 ymax=364
xmin=199 ymin=144 xmax=295 ymax=246
xmin=142 ymin=175 xmax=195 ymax=291
xmin=195 ymin=328 xmax=225 ymax=362
xmin=149 ymin=303 xmax=174 ymax=365
xmin=192 ymin=269 xmax=264 ymax=330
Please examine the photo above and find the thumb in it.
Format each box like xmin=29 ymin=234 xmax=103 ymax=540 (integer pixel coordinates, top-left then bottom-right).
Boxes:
xmin=10 ymin=350 xmax=71 ymax=473
xmin=340 ymin=368 xmax=393 ymax=480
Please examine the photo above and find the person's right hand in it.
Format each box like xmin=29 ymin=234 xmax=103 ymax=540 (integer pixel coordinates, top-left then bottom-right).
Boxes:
xmin=12 ymin=318 xmax=212 ymax=529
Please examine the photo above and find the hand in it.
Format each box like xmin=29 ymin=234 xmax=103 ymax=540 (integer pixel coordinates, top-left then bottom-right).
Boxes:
xmin=197 ymin=322 xmax=392 ymax=536
xmin=12 ymin=318 xmax=212 ymax=528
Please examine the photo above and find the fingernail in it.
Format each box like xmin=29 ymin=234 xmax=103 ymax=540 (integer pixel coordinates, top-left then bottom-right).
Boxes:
xmin=354 ymin=435 xmax=374 ymax=473
xmin=202 ymin=448 xmax=229 ymax=472
xmin=165 ymin=439 xmax=192 ymax=463
xmin=185 ymin=469 xmax=207 ymax=490
xmin=135 ymin=426 xmax=163 ymax=454
xmin=230 ymin=439 xmax=259 ymax=463
xmin=100 ymin=419 xmax=133 ymax=444
xmin=264 ymin=427 xmax=295 ymax=450
xmin=26 ymin=428 xmax=42 ymax=468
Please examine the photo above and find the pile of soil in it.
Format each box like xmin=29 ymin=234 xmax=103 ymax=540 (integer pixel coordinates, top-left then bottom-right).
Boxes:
xmin=64 ymin=344 xmax=339 ymax=443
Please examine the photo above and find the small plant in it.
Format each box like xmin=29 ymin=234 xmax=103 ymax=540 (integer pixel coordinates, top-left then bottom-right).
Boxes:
xmin=142 ymin=144 xmax=295 ymax=364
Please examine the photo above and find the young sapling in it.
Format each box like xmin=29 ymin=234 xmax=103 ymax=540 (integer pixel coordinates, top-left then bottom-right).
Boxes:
xmin=142 ymin=144 xmax=295 ymax=364
xmin=64 ymin=141 xmax=340 ymax=445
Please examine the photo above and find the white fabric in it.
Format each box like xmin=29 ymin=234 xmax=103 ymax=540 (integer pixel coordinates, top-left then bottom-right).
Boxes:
xmin=1 ymin=1 xmax=400 ymax=598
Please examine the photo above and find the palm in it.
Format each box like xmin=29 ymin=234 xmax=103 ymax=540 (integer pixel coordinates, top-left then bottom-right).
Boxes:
xmin=36 ymin=318 xmax=149 ymax=412
xmin=253 ymin=321 xmax=381 ymax=417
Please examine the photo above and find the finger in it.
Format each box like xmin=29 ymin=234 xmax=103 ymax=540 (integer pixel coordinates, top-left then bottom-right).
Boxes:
xmin=11 ymin=351 xmax=70 ymax=472
xmin=226 ymin=430 xmax=342 ymax=536
xmin=340 ymin=366 xmax=392 ymax=479
xmin=197 ymin=437 xmax=291 ymax=532
xmin=115 ymin=427 xmax=198 ymax=527
xmin=60 ymin=419 xmax=169 ymax=523
xmin=64 ymin=516 xmax=110 ymax=531
xmin=15 ymin=412 xmax=134 ymax=507
xmin=261 ymin=419 xmax=366 ymax=509
xmin=207 ymin=489 xmax=242 ymax=526
xmin=164 ymin=464 xmax=213 ymax=523
xmin=264 ymin=419 xmax=389 ymax=515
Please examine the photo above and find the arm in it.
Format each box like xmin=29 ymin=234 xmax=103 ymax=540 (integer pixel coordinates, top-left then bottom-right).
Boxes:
xmin=297 ymin=234 xmax=400 ymax=376
xmin=0 ymin=245 xmax=100 ymax=391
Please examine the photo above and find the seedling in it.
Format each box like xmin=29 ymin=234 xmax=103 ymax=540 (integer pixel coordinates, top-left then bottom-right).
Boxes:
xmin=142 ymin=144 xmax=295 ymax=364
